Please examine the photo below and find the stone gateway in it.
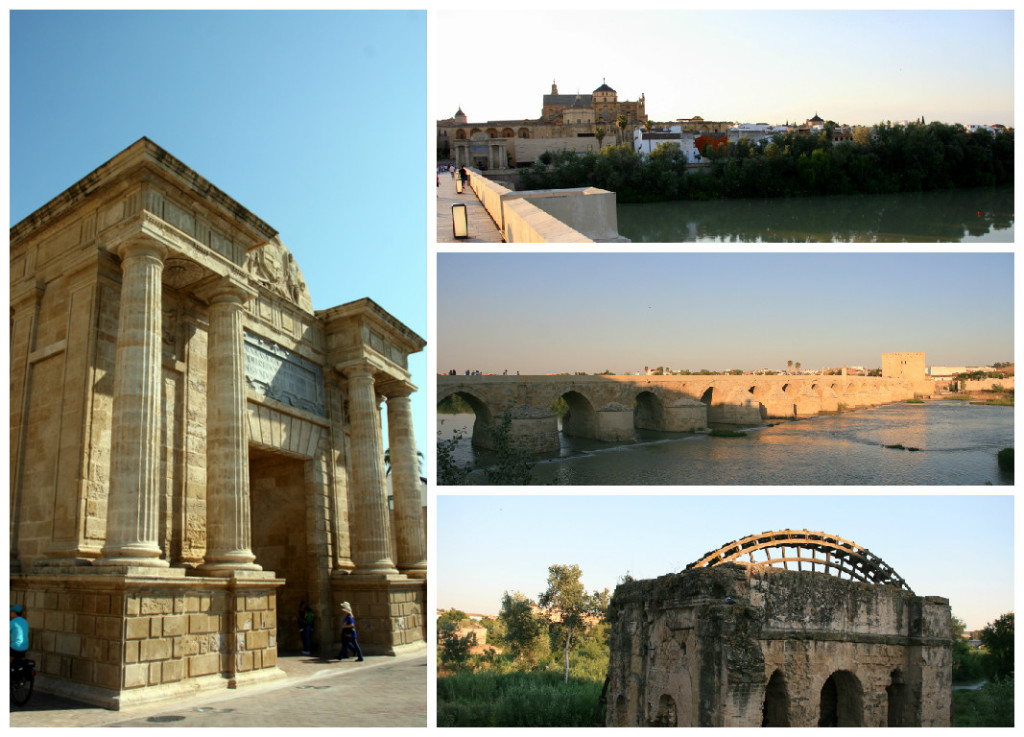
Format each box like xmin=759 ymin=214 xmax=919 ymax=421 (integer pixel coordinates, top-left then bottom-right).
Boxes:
xmin=604 ymin=530 xmax=951 ymax=727
xmin=10 ymin=138 xmax=427 ymax=708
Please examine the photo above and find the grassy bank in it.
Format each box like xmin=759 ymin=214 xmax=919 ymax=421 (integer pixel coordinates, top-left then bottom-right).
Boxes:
xmin=437 ymin=670 xmax=603 ymax=727
xmin=953 ymin=678 xmax=1014 ymax=727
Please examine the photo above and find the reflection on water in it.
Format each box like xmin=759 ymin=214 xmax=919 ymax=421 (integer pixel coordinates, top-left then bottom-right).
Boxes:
xmin=617 ymin=187 xmax=1013 ymax=242
xmin=438 ymin=401 xmax=1013 ymax=485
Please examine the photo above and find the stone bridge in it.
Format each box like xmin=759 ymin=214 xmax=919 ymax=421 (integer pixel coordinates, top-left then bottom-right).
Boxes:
xmin=437 ymin=374 xmax=916 ymax=453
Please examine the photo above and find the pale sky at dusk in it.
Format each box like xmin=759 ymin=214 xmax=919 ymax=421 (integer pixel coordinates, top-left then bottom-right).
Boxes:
xmin=436 ymin=495 xmax=1014 ymax=632
xmin=435 ymin=10 xmax=1013 ymax=128
xmin=437 ymin=253 xmax=1013 ymax=375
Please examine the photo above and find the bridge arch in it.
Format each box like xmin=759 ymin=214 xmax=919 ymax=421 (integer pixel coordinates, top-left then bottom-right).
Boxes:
xmin=437 ymin=388 xmax=495 ymax=450
xmin=634 ymin=390 xmax=665 ymax=430
xmin=561 ymin=390 xmax=598 ymax=439
xmin=685 ymin=529 xmax=913 ymax=591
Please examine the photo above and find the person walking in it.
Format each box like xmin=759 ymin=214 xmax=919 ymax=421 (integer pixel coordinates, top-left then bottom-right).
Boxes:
xmin=10 ymin=605 xmax=28 ymax=661
xmin=335 ymin=601 xmax=364 ymax=662
xmin=296 ymin=602 xmax=314 ymax=656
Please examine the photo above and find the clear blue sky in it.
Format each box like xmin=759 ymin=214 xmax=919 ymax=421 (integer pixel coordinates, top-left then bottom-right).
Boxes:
xmin=437 ymin=253 xmax=1014 ymax=374
xmin=437 ymin=494 xmax=1013 ymax=631
xmin=10 ymin=10 xmax=428 ymax=453
xmin=436 ymin=10 xmax=1013 ymax=128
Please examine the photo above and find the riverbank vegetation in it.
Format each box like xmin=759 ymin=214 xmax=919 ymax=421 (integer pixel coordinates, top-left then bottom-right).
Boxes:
xmin=437 ymin=566 xmax=610 ymax=727
xmin=520 ymin=121 xmax=1013 ymax=203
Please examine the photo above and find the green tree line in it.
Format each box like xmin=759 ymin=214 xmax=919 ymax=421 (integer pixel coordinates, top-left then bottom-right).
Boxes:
xmin=520 ymin=122 xmax=1013 ymax=203
xmin=437 ymin=564 xmax=611 ymax=727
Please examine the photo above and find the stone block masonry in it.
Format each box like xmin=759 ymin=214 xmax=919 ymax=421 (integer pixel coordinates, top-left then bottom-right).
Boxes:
xmin=11 ymin=570 xmax=284 ymax=709
xmin=605 ymin=564 xmax=951 ymax=727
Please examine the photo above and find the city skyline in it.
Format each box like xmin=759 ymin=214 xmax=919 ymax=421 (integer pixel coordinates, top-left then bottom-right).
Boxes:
xmin=11 ymin=10 xmax=428 ymax=449
xmin=435 ymin=10 xmax=1013 ymax=128
xmin=437 ymin=253 xmax=1014 ymax=375
xmin=437 ymin=495 xmax=1013 ymax=632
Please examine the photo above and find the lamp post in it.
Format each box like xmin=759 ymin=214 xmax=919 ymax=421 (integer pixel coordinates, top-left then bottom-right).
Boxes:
xmin=452 ymin=204 xmax=468 ymax=239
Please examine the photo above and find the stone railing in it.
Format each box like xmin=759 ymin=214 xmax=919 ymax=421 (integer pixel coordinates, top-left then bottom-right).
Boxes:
xmin=502 ymin=197 xmax=592 ymax=243
xmin=466 ymin=169 xmax=626 ymax=243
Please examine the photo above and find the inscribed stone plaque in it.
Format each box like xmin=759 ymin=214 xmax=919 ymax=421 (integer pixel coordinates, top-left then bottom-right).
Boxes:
xmin=244 ymin=331 xmax=325 ymax=416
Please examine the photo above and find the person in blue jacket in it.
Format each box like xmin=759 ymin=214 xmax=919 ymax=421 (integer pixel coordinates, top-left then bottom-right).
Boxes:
xmin=10 ymin=605 xmax=28 ymax=661
xmin=335 ymin=601 xmax=364 ymax=662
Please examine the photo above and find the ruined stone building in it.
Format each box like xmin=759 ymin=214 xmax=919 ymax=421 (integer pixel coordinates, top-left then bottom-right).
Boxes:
xmin=605 ymin=530 xmax=951 ymax=727
xmin=10 ymin=138 xmax=426 ymax=708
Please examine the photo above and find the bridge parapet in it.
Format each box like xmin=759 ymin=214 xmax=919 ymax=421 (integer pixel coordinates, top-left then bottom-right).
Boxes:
xmin=437 ymin=374 xmax=916 ymax=454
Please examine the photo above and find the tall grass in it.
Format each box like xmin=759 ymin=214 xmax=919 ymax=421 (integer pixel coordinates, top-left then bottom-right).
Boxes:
xmin=953 ymin=678 xmax=1014 ymax=727
xmin=437 ymin=669 xmax=604 ymax=727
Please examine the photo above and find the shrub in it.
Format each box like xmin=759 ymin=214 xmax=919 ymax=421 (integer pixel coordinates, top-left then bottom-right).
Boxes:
xmin=997 ymin=448 xmax=1013 ymax=473
xmin=709 ymin=428 xmax=747 ymax=438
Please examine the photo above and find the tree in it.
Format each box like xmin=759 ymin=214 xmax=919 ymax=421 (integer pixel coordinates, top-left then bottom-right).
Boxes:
xmin=438 ymin=619 xmax=476 ymax=669
xmin=787 ymin=360 xmax=793 ymax=374
xmin=484 ymin=411 xmax=535 ymax=485
xmin=642 ymin=119 xmax=655 ymax=155
xmin=538 ymin=564 xmax=607 ymax=683
xmin=438 ymin=608 xmax=468 ymax=626
xmin=437 ymin=429 xmax=471 ymax=485
xmin=980 ymin=612 xmax=1014 ymax=678
xmin=795 ymin=361 xmax=801 ymax=374
xmin=951 ymin=615 xmax=982 ymax=682
xmin=616 ymin=114 xmax=628 ymax=146
xmin=594 ymin=126 xmax=606 ymax=148
xmin=498 ymin=591 xmax=545 ymax=662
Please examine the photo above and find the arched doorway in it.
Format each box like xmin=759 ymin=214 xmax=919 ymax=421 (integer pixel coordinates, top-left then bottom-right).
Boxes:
xmin=887 ymin=669 xmax=907 ymax=726
xmin=762 ymin=669 xmax=790 ymax=726
xmin=651 ymin=694 xmax=677 ymax=726
xmin=818 ymin=670 xmax=864 ymax=727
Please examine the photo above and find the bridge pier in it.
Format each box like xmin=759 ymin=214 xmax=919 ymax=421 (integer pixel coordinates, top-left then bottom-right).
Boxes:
xmin=709 ymin=390 xmax=762 ymax=425
xmin=595 ymin=404 xmax=635 ymax=442
xmin=486 ymin=405 xmax=561 ymax=454
xmin=662 ymin=398 xmax=707 ymax=432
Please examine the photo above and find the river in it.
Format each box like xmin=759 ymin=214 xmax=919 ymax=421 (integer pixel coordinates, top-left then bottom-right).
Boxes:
xmin=617 ymin=187 xmax=1013 ymax=242
xmin=437 ymin=401 xmax=1013 ymax=485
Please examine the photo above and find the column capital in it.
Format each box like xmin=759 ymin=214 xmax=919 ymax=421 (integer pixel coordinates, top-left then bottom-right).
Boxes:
xmin=194 ymin=274 xmax=258 ymax=306
xmin=116 ymin=237 xmax=167 ymax=263
xmin=337 ymin=358 xmax=379 ymax=381
xmin=379 ymin=378 xmax=417 ymax=399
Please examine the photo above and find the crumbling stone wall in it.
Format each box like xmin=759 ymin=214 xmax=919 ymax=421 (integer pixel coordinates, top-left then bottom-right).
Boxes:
xmin=605 ymin=565 xmax=951 ymax=728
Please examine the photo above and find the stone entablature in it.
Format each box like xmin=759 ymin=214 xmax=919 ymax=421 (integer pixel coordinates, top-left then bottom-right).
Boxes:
xmin=605 ymin=564 xmax=951 ymax=727
xmin=10 ymin=138 xmax=427 ymax=709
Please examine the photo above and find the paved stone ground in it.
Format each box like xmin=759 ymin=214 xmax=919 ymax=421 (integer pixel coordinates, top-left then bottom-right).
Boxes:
xmin=436 ymin=170 xmax=504 ymax=243
xmin=9 ymin=650 xmax=427 ymax=728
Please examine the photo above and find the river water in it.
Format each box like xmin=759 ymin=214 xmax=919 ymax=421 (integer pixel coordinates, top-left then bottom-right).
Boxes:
xmin=438 ymin=401 xmax=1013 ymax=486
xmin=617 ymin=187 xmax=1013 ymax=242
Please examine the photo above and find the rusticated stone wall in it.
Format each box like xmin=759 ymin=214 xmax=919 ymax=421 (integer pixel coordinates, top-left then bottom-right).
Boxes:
xmin=10 ymin=572 xmax=281 ymax=709
xmin=605 ymin=565 xmax=951 ymax=728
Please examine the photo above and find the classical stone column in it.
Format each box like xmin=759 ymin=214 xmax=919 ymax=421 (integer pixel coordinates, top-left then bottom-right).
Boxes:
xmin=343 ymin=361 xmax=399 ymax=576
xmin=386 ymin=385 xmax=426 ymax=578
xmin=97 ymin=239 xmax=169 ymax=567
xmin=199 ymin=278 xmax=261 ymax=573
